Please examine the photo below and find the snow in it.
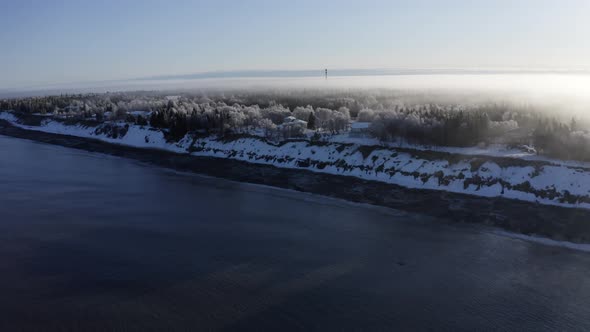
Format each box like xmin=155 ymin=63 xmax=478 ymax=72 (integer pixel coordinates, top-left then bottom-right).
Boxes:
xmin=0 ymin=112 xmax=18 ymax=122
xmin=0 ymin=112 xmax=190 ymax=153
xmin=128 ymin=110 xmax=151 ymax=116
xmin=2 ymin=110 xmax=589 ymax=210
xmin=188 ymin=136 xmax=590 ymax=209
xmin=327 ymin=133 xmax=590 ymax=169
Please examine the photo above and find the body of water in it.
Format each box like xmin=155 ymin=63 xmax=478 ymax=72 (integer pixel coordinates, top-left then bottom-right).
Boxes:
xmin=2 ymin=135 xmax=590 ymax=331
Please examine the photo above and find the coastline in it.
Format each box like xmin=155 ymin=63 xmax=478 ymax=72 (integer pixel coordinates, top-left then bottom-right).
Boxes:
xmin=2 ymin=119 xmax=590 ymax=243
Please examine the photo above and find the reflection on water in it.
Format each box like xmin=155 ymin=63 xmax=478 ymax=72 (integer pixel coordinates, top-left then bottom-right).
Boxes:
xmin=1 ymin=135 xmax=590 ymax=331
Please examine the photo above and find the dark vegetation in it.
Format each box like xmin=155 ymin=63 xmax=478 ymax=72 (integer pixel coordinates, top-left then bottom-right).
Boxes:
xmin=1 ymin=89 xmax=589 ymax=160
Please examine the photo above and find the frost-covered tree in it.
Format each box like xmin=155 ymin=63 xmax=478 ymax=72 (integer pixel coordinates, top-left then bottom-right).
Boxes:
xmin=261 ymin=105 xmax=291 ymax=125
xmin=258 ymin=118 xmax=276 ymax=139
xmin=293 ymin=105 xmax=314 ymax=121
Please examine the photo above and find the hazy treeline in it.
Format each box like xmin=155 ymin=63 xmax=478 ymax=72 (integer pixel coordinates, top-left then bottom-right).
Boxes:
xmin=1 ymin=89 xmax=589 ymax=160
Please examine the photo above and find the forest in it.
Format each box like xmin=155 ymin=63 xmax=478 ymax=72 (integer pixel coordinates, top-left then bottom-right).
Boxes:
xmin=1 ymin=89 xmax=589 ymax=161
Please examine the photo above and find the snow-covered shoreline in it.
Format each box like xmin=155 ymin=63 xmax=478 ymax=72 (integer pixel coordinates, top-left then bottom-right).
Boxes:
xmin=2 ymin=111 xmax=589 ymax=210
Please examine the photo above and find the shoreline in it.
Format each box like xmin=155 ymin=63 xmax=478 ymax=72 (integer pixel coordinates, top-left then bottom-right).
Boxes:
xmin=2 ymin=120 xmax=590 ymax=243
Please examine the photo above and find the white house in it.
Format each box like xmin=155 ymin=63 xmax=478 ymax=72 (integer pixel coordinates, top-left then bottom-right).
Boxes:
xmin=281 ymin=116 xmax=307 ymax=129
xmin=278 ymin=116 xmax=308 ymax=138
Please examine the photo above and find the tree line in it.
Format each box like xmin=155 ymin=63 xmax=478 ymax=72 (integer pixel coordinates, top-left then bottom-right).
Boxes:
xmin=2 ymin=90 xmax=589 ymax=161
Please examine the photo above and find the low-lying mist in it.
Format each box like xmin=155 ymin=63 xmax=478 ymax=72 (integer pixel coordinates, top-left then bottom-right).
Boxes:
xmin=3 ymin=73 xmax=590 ymax=161
xmin=5 ymin=73 xmax=590 ymax=120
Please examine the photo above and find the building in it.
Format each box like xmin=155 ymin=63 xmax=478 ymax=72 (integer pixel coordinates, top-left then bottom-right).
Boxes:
xmin=280 ymin=116 xmax=307 ymax=129
xmin=278 ymin=116 xmax=308 ymax=138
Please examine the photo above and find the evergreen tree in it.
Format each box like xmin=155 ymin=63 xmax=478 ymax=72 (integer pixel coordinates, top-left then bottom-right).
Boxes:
xmin=307 ymin=112 xmax=316 ymax=130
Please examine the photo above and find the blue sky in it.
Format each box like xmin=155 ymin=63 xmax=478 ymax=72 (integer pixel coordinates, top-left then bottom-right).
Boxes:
xmin=0 ymin=0 xmax=589 ymax=88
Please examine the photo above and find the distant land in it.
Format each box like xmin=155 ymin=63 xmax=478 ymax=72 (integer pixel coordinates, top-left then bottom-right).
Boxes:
xmin=3 ymin=68 xmax=590 ymax=99
xmin=136 ymin=68 xmax=590 ymax=81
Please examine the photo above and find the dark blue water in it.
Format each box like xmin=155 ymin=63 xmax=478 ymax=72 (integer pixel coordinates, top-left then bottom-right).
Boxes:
xmin=2 ymin=135 xmax=590 ymax=331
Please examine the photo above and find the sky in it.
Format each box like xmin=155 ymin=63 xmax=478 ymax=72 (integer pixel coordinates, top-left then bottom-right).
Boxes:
xmin=1 ymin=0 xmax=589 ymax=89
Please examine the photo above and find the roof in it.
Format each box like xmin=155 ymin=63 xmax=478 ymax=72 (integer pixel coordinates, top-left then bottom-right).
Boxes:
xmin=351 ymin=122 xmax=371 ymax=129
xmin=279 ymin=119 xmax=307 ymax=128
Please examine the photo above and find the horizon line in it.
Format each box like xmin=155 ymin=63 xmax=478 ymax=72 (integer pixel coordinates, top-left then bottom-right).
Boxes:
xmin=3 ymin=67 xmax=590 ymax=95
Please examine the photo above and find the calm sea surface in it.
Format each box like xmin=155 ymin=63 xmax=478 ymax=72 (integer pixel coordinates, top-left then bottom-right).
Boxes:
xmin=2 ymin=135 xmax=590 ymax=331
